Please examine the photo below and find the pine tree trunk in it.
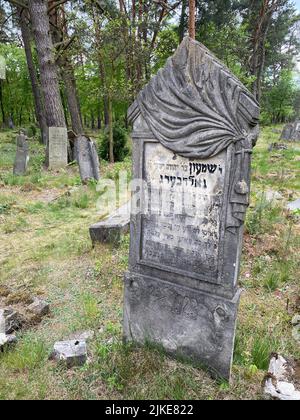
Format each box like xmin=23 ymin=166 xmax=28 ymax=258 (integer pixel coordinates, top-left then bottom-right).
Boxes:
xmin=18 ymin=7 xmax=47 ymax=145
xmin=28 ymin=0 xmax=66 ymax=127
xmin=188 ymin=0 xmax=196 ymax=39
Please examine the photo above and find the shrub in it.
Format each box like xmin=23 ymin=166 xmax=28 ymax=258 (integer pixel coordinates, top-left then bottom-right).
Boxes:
xmin=99 ymin=125 xmax=129 ymax=162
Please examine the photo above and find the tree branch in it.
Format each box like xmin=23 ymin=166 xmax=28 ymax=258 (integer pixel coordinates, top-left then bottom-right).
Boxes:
xmin=4 ymin=0 xmax=27 ymax=9
xmin=48 ymin=0 xmax=69 ymax=15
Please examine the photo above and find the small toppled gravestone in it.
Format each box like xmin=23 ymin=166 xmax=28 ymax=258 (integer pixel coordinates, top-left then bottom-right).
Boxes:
xmin=74 ymin=135 xmax=100 ymax=183
xmin=0 ymin=333 xmax=17 ymax=350
xmin=0 ymin=308 xmax=24 ymax=334
xmin=90 ymin=202 xmax=130 ymax=245
xmin=48 ymin=127 xmax=68 ymax=170
xmin=280 ymin=121 xmax=300 ymax=142
xmin=13 ymin=131 xmax=29 ymax=176
xmin=51 ymin=340 xmax=87 ymax=368
xmin=27 ymin=298 xmax=50 ymax=318
xmin=123 ymin=37 xmax=260 ymax=380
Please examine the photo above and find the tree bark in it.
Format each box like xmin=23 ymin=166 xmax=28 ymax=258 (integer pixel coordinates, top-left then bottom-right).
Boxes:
xmin=18 ymin=7 xmax=48 ymax=144
xmin=28 ymin=0 xmax=66 ymax=128
xmin=179 ymin=0 xmax=187 ymax=42
xmin=188 ymin=0 xmax=196 ymax=39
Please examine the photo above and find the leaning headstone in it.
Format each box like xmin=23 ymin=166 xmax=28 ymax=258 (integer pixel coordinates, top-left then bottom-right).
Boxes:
xmin=280 ymin=121 xmax=300 ymax=142
xmin=75 ymin=135 xmax=100 ymax=183
xmin=13 ymin=132 xmax=29 ymax=176
xmin=123 ymin=38 xmax=260 ymax=380
xmin=90 ymin=202 xmax=130 ymax=245
xmin=48 ymin=126 xmax=68 ymax=170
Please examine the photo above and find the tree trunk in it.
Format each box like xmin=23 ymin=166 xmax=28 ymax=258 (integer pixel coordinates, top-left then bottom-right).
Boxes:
xmin=108 ymin=93 xmax=114 ymax=164
xmin=188 ymin=0 xmax=196 ymax=39
xmin=18 ymin=7 xmax=47 ymax=145
xmin=179 ymin=0 xmax=187 ymax=42
xmin=28 ymin=0 xmax=66 ymax=128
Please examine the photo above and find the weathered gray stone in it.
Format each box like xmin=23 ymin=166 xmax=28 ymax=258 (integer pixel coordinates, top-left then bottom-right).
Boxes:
xmin=27 ymin=298 xmax=50 ymax=317
xmin=0 ymin=308 xmax=24 ymax=334
xmin=13 ymin=132 xmax=29 ymax=176
xmin=264 ymin=355 xmax=300 ymax=400
xmin=292 ymin=315 xmax=300 ymax=326
xmin=124 ymin=274 xmax=241 ymax=379
xmin=263 ymin=190 xmax=284 ymax=202
xmin=51 ymin=340 xmax=87 ymax=368
xmin=268 ymin=143 xmax=288 ymax=152
xmin=90 ymin=202 xmax=130 ymax=245
xmin=123 ymin=37 xmax=260 ymax=381
xmin=75 ymin=135 xmax=100 ymax=183
xmin=0 ymin=333 xmax=17 ymax=350
xmin=286 ymin=198 xmax=300 ymax=211
xmin=48 ymin=127 xmax=68 ymax=170
xmin=280 ymin=121 xmax=300 ymax=142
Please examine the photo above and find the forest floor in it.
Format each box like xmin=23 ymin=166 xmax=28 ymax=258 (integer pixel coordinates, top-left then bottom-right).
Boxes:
xmin=0 ymin=126 xmax=299 ymax=400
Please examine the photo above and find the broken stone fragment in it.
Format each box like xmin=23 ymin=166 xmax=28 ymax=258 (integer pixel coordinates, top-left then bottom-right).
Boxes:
xmin=0 ymin=333 xmax=17 ymax=350
xmin=27 ymin=298 xmax=50 ymax=317
xmin=50 ymin=340 xmax=87 ymax=368
xmin=264 ymin=355 xmax=300 ymax=400
xmin=0 ymin=308 xmax=24 ymax=334
xmin=292 ymin=315 xmax=300 ymax=326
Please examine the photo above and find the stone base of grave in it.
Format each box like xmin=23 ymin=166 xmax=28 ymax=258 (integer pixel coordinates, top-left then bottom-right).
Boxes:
xmin=90 ymin=203 xmax=130 ymax=245
xmin=123 ymin=272 xmax=241 ymax=381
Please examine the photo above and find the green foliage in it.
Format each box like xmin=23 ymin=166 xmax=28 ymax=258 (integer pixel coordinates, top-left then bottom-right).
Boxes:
xmin=99 ymin=125 xmax=129 ymax=162
xmin=245 ymin=195 xmax=283 ymax=235
xmin=262 ymin=71 xmax=297 ymax=124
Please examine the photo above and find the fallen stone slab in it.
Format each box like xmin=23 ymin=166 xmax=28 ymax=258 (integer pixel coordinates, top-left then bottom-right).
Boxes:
xmin=286 ymin=198 xmax=300 ymax=212
xmin=50 ymin=340 xmax=87 ymax=368
xmin=90 ymin=202 xmax=130 ymax=245
xmin=0 ymin=333 xmax=17 ymax=350
xmin=263 ymin=190 xmax=284 ymax=202
xmin=27 ymin=298 xmax=50 ymax=318
xmin=0 ymin=308 xmax=24 ymax=334
xmin=264 ymin=354 xmax=300 ymax=400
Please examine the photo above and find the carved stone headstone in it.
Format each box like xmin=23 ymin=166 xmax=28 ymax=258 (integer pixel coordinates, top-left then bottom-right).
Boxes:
xmin=123 ymin=38 xmax=260 ymax=380
xmin=48 ymin=127 xmax=68 ymax=170
xmin=280 ymin=121 xmax=300 ymax=142
xmin=13 ymin=132 xmax=29 ymax=176
xmin=75 ymin=135 xmax=100 ymax=183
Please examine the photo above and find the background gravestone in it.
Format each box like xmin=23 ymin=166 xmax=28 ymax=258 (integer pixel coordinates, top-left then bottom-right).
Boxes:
xmin=123 ymin=37 xmax=260 ymax=380
xmin=0 ymin=56 xmax=5 ymax=80
xmin=13 ymin=132 xmax=29 ymax=176
xmin=280 ymin=121 xmax=300 ymax=142
xmin=75 ymin=135 xmax=100 ymax=183
xmin=48 ymin=127 xmax=68 ymax=170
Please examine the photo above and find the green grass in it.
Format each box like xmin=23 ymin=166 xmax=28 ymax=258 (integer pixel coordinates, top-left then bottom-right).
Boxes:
xmin=0 ymin=126 xmax=299 ymax=400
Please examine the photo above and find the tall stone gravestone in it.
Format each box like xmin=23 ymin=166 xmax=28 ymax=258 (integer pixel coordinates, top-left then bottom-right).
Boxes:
xmin=48 ymin=127 xmax=68 ymax=170
xmin=123 ymin=38 xmax=260 ymax=380
xmin=75 ymin=135 xmax=100 ymax=183
xmin=0 ymin=56 xmax=6 ymax=80
xmin=13 ymin=132 xmax=29 ymax=176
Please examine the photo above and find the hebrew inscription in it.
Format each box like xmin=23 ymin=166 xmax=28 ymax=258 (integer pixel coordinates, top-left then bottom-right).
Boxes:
xmin=141 ymin=143 xmax=226 ymax=278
